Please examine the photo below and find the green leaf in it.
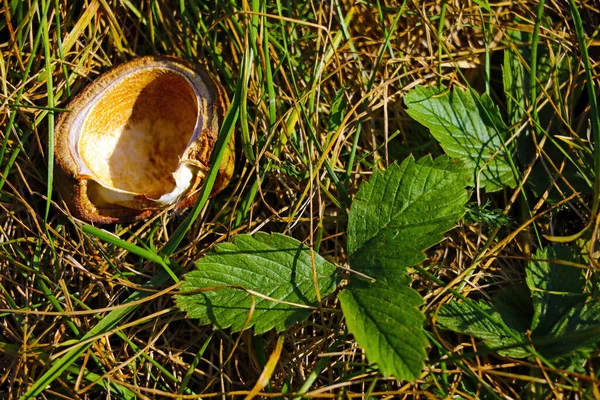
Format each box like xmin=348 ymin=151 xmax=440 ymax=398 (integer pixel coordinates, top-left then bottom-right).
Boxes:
xmin=436 ymin=300 xmax=530 ymax=358
xmin=526 ymin=298 xmax=600 ymax=363
xmin=552 ymin=301 xmax=600 ymax=359
xmin=347 ymin=155 xmax=469 ymax=279
xmin=338 ymin=275 xmax=427 ymax=380
xmin=341 ymin=155 xmax=469 ymax=381
xmin=525 ymin=246 xmax=600 ymax=361
xmin=493 ymin=283 xmax=534 ymax=333
xmin=526 ymin=246 xmax=585 ymax=334
xmin=175 ymin=233 xmax=339 ymax=334
xmin=437 ymin=246 xmax=600 ymax=363
xmin=404 ymin=85 xmax=516 ymax=192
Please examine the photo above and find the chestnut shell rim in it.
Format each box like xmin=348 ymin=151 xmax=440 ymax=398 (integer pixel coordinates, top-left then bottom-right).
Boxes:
xmin=54 ymin=56 xmax=232 ymax=224
xmin=68 ymin=64 xmax=211 ymax=204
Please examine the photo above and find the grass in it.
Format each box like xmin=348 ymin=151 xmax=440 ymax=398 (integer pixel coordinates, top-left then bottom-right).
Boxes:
xmin=1 ymin=0 xmax=600 ymax=398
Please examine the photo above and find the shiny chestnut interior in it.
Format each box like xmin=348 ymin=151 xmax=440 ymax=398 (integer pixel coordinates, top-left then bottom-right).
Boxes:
xmin=78 ymin=69 xmax=198 ymax=199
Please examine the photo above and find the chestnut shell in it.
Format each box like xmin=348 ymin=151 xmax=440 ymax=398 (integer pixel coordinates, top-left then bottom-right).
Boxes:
xmin=54 ymin=56 xmax=234 ymax=224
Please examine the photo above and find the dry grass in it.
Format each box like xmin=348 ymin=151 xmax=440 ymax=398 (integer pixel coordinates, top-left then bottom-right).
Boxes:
xmin=1 ymin=0 xmax=599 ymax=398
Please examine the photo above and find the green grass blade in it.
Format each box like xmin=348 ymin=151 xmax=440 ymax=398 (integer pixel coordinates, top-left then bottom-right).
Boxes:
xmin=177 ymin=332 xmax=213 ymax=397
xmin=21 ymin=270 xmax=171 ymax=398
xmin=568 ymin=0 xmax=600 ymax=219
xmin=82 ymin=225 xmax=180 ymax=282
xmin=41 ymin=0 xmax=56 ymax=256
xmin=239 ymin=31 xmax=256 ymax=163
xmin=529 ymin=0 xmax=545 ymax=132
xmin=0 ymin=0 xmax=48 ymax=193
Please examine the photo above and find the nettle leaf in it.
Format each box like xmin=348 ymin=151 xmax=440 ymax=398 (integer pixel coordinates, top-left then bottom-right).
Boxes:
xmin=404 ymin=85 xmax=516 ymax=192
xmin=493 ymin=283 xmax=534 ymax=333
xmin=526 ymin=246 xmax=585 ymax=334
xmin=340 ymin=155 xmax=469 ymax=381
xmin=175 ymin=233 xmax=339 ymax=334
xmin=553 ymin=301 xmax=600 ymax=360
xmin=347 ymin=155 xmax=469 ymax=279
xmin=525 ymin=246 xmax=600 ymax=361
xmin=338 ymin=275 xmax=427 ymax=380
xmin=436 ymin=300 xmax=530 ymax=358
xmin=437 ymin=246 xmax=600 ymax=363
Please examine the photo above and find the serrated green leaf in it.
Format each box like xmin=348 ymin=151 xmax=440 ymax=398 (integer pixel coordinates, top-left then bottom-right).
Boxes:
xmin=341 ymin=155 xmax=468 ymax=381
xmin=552 ymin=301 xmax=600 ymax=359
xmin=404 ymin=85 xmax=516 ymax=192
xmin=338 ymin=275 xmax=427 ymax=380
xmin=525 ymin=246 xmax=600 ymax=361
xmin=493 ymin=283 xmax=534 ymax=333
xmin=436 ymin=300 xmax=530 ymax=358
xmin=437 ymin=245 xmax=600 ymax=363
xmin=347 ymin=155 xmax=468 ymax=279
xmin=175 ymin=233 xmax=339 ymax=334
xmin=526 ymin=246 xmax=585 ymax=333
xmin=530 ymin=299 xmax=600 ymax=362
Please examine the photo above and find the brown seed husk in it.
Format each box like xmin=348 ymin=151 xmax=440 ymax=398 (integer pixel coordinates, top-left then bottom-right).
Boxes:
xmin=54 ymin=56 xmax=234 ymax=224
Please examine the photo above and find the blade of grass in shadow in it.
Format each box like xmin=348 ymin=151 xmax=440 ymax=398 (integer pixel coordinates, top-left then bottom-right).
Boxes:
xmin=436 ymin=0 xmax=447 ymax=86
xmin=177 ymin=332 xmax=213 ymax=397
xmin=263 ymin=17 xmax=278 ymax=140
xmin=239 ymin=22 xmax=255 ymax=163
xmin=426 ymin=332 xmax=503 ymax=399
xmin=477 ymin=3 xmax=492 ymax=94
xmin=53 ymin=0 xmax=70 ymax=97
xmin=41 ymin=0 xmax=57 ymax=261
xmin=529 ymin=0 xmax=545 ymax=140
xmin=569 ymin=0 xmax=600 ymax=223
xmin=544 ymin=0 xmax=599 ymax=243
xmin=22 ymin=57 xmax=242 ymax=399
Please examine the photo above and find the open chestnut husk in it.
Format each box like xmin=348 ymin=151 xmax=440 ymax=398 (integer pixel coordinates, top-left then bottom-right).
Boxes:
xmin=54 ymin=56 xmax=234 ymax=224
